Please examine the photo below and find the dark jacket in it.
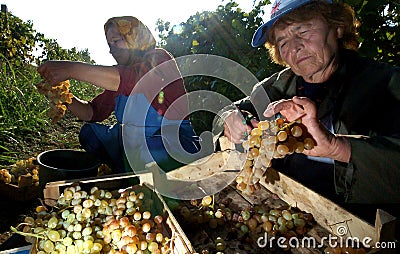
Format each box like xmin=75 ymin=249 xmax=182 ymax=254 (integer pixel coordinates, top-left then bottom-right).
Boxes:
xmin=220 ymin=49 xmax=400 ymax=204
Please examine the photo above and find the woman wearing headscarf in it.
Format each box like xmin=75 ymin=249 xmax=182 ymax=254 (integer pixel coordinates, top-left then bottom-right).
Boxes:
xmin=38 ymin=16 xmax=201 ymax=173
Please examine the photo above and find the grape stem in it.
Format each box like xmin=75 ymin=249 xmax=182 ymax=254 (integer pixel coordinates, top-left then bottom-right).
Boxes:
xmin=10 ymin=226 xmax=46 ymax=239
xmin=38 ymin=198 xmax=51 ymax=211
xmin=278 ymin=117 xmax=303 ymax=131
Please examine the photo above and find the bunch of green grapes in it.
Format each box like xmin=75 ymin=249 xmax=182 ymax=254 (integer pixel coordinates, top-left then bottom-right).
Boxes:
xmin=12 ymin=185 xmax=171 ymax=254
xmin=0 ymin=169 xmax=12 ymax=184
xmin=173 ymin=196 xmax=315 ymax=253
xmin=172 ymin=196 xmax=228 ymax=253
xmin=9 ymin=157 xmax=40 ymax=187
xmin=237 ymin=118 xmax=315 ymax=195
xmin=36 ymin=80 xmax=73 ymax=124
xmin=0 ymin=157 xmax=40 ymax=186
xmin=240 ymin=207 xmax=314 ymax=236
xmin=100 ymin=189 xmax=171 ymax=253
xmin=232 ymin=206 xmax=315 ymax=252
xmin=177 ymin=195 xmax=227 ymax=230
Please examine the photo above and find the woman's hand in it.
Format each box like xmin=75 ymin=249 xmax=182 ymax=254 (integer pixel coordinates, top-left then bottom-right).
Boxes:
xmin=38 ymin=61 xmax=73 ymax=85
xmin=264 ymin=96 xmax=350 ymax=162
xmin=224 ymin=110 xmax=258 ymax=144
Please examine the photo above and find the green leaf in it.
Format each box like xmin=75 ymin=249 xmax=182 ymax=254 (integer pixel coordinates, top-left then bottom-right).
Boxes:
xmin=192 ymin=40 xmax=199 ymax=46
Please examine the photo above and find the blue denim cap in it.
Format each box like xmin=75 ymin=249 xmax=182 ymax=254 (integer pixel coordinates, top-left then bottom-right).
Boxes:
xmin=251 ymin=0 xmax=333 ymax=47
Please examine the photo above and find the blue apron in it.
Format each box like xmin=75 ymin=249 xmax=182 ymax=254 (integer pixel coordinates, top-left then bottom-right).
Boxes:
xmin=85 ymin=94 xmax=200 ymax=173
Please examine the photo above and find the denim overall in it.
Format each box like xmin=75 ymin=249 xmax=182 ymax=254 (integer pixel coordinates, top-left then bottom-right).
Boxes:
xmin=79 ymin=94 xmax=201 ymax=173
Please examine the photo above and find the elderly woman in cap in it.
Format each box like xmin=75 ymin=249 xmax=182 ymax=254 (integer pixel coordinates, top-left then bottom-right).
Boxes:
xmin=38 ymin=16 xmax=200 ymax=173
xmin=218 ymin=0 xmax=400 ymax=204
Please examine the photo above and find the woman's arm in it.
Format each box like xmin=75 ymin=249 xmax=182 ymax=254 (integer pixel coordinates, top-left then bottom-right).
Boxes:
xmin=38 ymin=60 xmax=120 ymax=91
xmin=67 ymin=96 xmax=94 ymax=122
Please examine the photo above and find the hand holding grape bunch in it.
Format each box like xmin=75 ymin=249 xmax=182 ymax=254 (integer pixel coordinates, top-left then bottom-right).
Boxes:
xmin=223 ymin=110 xmax=258 ymax=144
xmin=264 ymin=96 xmax=351 ymax=163
xmin=235 ymin=96 xmax=351 ymax=195
xmin=237 ymin=116 xmax=315 ymax=195
xmin=36 ymin=80 xmax=73 ymax=123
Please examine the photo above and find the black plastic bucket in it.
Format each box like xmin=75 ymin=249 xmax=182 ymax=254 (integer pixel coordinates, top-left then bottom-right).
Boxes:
xmin=37 ymin=149 xmax=101 ymax=190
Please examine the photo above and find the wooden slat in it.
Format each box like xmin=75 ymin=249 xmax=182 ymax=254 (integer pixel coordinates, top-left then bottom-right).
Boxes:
xmin=167 ymin=150 xmax=244 ymax=181
xmin=0 ymin=182 xmax=39 ymax=202
xmin=155 ymin=191 xmax=196 ymax=254
xmin=260 ymin=168 xmax=378 ymax=244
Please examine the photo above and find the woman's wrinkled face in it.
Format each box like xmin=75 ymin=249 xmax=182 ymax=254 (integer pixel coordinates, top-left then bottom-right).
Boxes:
xmin=274 ymin=17 xmax=342 ymax=83
xmin=106 ymin=25 xmax=131 ymax=64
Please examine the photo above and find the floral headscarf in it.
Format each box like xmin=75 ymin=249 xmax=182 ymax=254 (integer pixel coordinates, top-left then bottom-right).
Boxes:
xmin=104 ymin=16 xmax=156 ymax=51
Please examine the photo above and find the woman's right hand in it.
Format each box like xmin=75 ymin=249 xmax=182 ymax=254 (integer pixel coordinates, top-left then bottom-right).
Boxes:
xmin=38 ymin=60 xmax=120 ymax=91
xmin=37 ymin=60 xmax=72 ymax=85
xmin=223 ymin=110 xmax=258 ymax=144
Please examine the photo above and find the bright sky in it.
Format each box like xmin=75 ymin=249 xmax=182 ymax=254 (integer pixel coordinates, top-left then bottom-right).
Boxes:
xmin=2 ymin=0 xmax=269 ymax=66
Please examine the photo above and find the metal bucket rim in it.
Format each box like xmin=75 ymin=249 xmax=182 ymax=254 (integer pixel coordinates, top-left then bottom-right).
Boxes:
xmin=37 ymin=149 xmax=101 ymax=171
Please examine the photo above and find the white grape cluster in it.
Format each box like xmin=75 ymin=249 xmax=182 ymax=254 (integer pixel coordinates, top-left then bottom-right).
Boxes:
xmin=236 ymin=118 xmax=315 ymax=195
xmin=0 ymin=157 xmax=39 ymax=186
xmin=11 ymin=157 xmax=40 ymax=187
xmin=172 ymin=196 xmax=315 ymax=253
xmin=0 ymin=169 xmax=12 ymax=184
xmin=36 ymin=80 xmax=73 ymax=123
xmin=15 ymin=185 xmax=172 ymax=254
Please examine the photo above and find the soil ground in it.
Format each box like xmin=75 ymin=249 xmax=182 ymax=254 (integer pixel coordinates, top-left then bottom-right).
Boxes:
xmin=0 ymin=112 xmax=84 ymax=250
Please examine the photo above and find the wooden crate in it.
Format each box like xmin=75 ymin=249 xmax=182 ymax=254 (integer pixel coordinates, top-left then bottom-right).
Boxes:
xmin=35 ymin=174 xmax=195 ymax=254
xmin=0 ymin=182 xmax=39 ymax=202
xmin=166 ymin=147 xmax=397 ymax=253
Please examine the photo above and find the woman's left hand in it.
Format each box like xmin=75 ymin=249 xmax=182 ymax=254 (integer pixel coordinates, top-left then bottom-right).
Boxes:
xmin=264 ymin=96 xmax=350 ymax=162
xmin=38 ymin=61 xmax=72 ymax=85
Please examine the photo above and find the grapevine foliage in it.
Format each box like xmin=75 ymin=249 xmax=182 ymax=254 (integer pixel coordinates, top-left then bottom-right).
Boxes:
xmin=155 ymin=0 xmax=399 ymax=134
xmin=0 ymin=11 xmax=94 ymax=66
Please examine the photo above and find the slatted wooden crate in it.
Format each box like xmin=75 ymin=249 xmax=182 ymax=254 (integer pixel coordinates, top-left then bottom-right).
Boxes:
xmin=165 ymin=141 xmax=397 ymax=253
xmin=33 ymin=176 xmax=196 ymax=254
xmin=0 ymin=182 xmax=39 ymax=202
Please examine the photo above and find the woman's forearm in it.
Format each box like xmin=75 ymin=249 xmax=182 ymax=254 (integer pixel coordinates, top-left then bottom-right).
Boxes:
xmin=67 ymin=96 xmax=94 ymax=121
xmin=38 ymin=60 xmax=121 ymax=92
xmin=68 ymin=62 xmax=120 ymax=91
